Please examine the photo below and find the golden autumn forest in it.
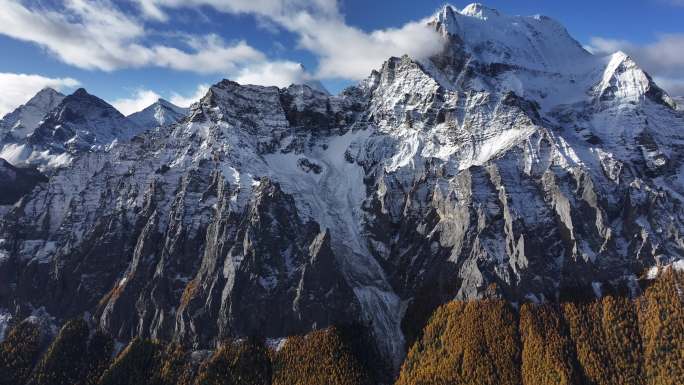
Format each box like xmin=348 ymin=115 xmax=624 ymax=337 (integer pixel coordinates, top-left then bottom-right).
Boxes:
xmin=0 ymin=270 xmax=682 ymax=385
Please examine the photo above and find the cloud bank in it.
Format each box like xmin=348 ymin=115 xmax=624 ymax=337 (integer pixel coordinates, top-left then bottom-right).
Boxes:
xmin=134 ymin=0 xmax=443 ymax=80
xmin=0 ymin=0 xmax=268 ymax=74
xmin=0 ymin=0 xmax=442 ymax=84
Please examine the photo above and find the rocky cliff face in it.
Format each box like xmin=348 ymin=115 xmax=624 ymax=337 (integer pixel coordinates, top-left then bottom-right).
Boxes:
xmin=0 ymin=159 xmax=47 ymax=205
xmin=1 ymin=3 xmax=684 ymax=372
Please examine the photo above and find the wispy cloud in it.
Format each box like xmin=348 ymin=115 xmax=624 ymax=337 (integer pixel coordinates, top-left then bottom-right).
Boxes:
xmin=588 ymin=34 xmax=684 ymax=95
xmin=169 ymin=84 xmax=210 ymax=107
xmin=234 ymin=61 xmax=310 ymax=87
xmin=133 ymin=0 xmax=443 ymax=80
xmin=0 ymin=72 xmax=79 ymax=117
xmin=0 ymin=0 xmax=444 ymax=113
xmin=134 ymin=0 xmax=340 ymax=23
xmin=110 ymin=84 xmax=211 ymax=115
xmin=0 ymin=0 xmax=287 ymax=75
xmin=111 ymin=89 xmax=162 ymax=115
xmin=293 ymin=17 xmax=444 ymax=79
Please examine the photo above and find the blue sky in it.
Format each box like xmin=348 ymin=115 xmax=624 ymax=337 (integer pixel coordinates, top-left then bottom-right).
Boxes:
xmin=0 ymin=0 xmax=683 ymax=116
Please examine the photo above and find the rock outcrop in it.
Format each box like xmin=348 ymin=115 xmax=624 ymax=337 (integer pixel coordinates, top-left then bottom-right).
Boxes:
xmin=1 ymin=3 xmax=684 ymax=372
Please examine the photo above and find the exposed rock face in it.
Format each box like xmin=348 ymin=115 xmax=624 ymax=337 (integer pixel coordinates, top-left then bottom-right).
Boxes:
xmin=0 ymin=159 xmax=47 ymax=205
xmin=1 ymin=3 xmax=684 ymax=372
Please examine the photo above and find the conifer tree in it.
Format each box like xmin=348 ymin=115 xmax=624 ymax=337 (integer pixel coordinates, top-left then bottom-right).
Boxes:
xmin=638 ymin=270 xmax=684 ymax=385
xmin=600 ymin=295 xmax=644 ymax=385
xmin=520 ymin=303 xmax=583 ymax=385
xmin=156 ymin=343 xmax=194 ymax=385
xmin=396 ymin=299 xmax=521 ymax=385
xmin=194 ymin=338 xmax=271 ymax=385
xmin=30 ymin=319 xmax=89 ymax=385
xmin=273 ymin=327 xmax=371 ymax=385
xmin=98 ymin=338 xmax=163 ymax=385
xmin=0 ymin=321 xmax=43 ymax=385
xmin=79 ymin=329 xmax=115 ymax=385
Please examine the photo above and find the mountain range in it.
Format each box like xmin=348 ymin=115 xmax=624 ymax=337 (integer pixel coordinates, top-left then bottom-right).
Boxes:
xmin=0 ymin=88 xmax=187 ymax=173
xmin=0 ymin=2 xmax=683 ymax=376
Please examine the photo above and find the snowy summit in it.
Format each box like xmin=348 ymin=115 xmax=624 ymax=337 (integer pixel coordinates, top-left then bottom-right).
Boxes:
xmin=0 ymin=2 xmax=683 ymax=375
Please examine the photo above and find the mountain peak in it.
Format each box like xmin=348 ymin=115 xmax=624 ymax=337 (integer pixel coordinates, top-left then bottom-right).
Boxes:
xmin=25 ymin=88 xmax=65 ymax=110
xmin=26 ymin=86 xmax=140 ymax=152
xmin=156 ymin=98 xmax=174 ymax=107
xmin=0 ymin=87 xmax=66 ymax=141
xmin=460 ymin=3 xmax=501 ymax=19
xmin=35 ymin=87 xmax=62 ymax=98
xmin=127 ymin=98 xmax=189 ymax=129
xmin=610 ymin=50 xmax=632 ymax=63
xmin=432 ymin=4 xmax=460 ymax=35
xmin=595 ymin=50 xmax=675 ymax=107
xmin=72 ymin=88 xmax=90 ymax=97
xmin=3 ymin=5 xmax=684 ymax=378
xmin=429 ymin=3 xmax=591 ymax=73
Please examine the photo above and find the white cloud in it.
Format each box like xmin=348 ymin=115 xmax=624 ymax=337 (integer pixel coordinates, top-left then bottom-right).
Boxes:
xmin=151 ymin=35 xmax=265 ymax=74
xmin=0 ymin=0 xmax=265 ymax=73
xmin=111 ymin=89 xmax=162 ymax=115
xmin=589 ymin=34 xmax=684 ymax=96
xmin=135 ymin=0 xmax=339 ymax=22
xmin=0 ymin=72 xmax=80 ymax=117
xmin=169 ymin=84 xmax=210 ymax=107
xmin=234 ymin=61 xmax=309 ymax=87
xmin=291 ymin=16 xmax=443 ymax=79
xmin=136 ymin=0 xmax=170 ymax=21
xmin=1 ymin=0 xmax=444 ymax=91
xmin=654 ymin=77 xmax=684 ymax=97
xmin=0 ymin=0 xmax=147 ymax=71
xmin=110 ymin=84 xmax=210 ymax=115
xmin=135 ymin=0 xmax=444 ymax=80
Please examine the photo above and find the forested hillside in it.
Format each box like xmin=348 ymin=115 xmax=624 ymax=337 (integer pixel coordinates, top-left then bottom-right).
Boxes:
xmin=398 ymin=270 xmax=684 ymax=385
xmin=1 ymin=271 xmax=681 ymax=385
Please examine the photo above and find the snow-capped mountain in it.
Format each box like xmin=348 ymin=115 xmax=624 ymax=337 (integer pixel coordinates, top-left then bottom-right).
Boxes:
xmin=127 ymin=99 xmax=189 ymax=129
xmin=0 ymin=88 xmax=65 ymax=141
xmin=0 ymin=88 xmax=144 ymax=171
xmin=1 ymin=3 xmax=683 ymax=372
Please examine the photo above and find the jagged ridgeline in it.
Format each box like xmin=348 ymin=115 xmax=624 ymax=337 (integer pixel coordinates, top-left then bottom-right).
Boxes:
xmin=2 ymin=2 xmax=684 ymax=383
xmin=0 ymin=270 xmax=681 ymax=385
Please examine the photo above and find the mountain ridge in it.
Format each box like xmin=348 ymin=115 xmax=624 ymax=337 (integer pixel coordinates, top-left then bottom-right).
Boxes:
xmin=0 ymin=88 xmax=183 ymax=172
xmin=0 ymin=3 xmax=683 ymax=376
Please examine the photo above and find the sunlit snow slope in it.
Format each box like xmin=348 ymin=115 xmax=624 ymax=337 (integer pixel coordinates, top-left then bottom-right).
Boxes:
xmin=1 ymin=3 xmax=684 ymax=371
